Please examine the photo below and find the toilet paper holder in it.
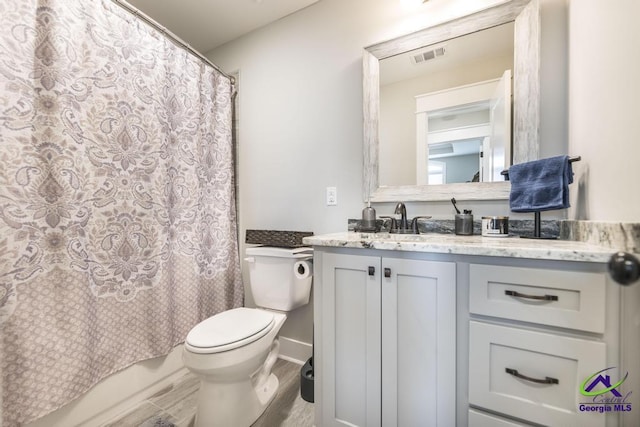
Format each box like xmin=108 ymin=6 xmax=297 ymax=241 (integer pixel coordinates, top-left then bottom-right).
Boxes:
xmin=294 ymin=259 xmax=313 ymax=280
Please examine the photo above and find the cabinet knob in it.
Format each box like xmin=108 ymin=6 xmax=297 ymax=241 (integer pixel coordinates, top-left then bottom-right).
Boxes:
xmin=384 ymin=268 xmax=391 ymax=278
xmin=368 ymin=266 xmax=375 ymax=276
xmin=608 ymin=252 xmax=640 ymax=286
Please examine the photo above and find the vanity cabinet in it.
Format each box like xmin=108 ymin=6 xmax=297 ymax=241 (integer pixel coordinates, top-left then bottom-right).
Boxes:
xmin=307 ymin=236 xmax=626 ymax=427
xmin=316 ymin=251 xmax=456 ymax=427
xmin=467 ymin=262 xmax=611 ymax=427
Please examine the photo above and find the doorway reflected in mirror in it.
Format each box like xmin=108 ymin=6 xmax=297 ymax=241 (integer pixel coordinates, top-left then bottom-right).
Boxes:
xmin=378 ymin=23 xmax=513 ymax=187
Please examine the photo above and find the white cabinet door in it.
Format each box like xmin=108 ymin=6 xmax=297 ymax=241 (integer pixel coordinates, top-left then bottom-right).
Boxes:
xmin=319 ymin=254 xmax=457 ymax=427
xmin=381 ymin=258 xmax=457 ymax=427
xmin=320 ymin=252 xmax=381 ymax=427
xmin=469 ymin=321 xmax=606 ymax=427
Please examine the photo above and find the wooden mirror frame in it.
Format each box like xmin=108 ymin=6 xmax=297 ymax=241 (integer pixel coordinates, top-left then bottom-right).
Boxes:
xmin=363 ymin=0 xmax=540 ymax=202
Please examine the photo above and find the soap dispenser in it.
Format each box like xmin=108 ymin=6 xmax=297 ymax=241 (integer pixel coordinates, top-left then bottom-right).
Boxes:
xmin=360 ymin=201 xmax=377 ymax=232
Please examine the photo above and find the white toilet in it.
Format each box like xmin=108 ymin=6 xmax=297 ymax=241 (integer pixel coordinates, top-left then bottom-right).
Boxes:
xmin=182 ymin=246 xmax=313 ymax=427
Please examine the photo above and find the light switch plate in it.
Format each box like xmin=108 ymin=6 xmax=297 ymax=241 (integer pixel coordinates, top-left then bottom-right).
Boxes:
xmin=326 ymin=186 xmax=337 ymax=206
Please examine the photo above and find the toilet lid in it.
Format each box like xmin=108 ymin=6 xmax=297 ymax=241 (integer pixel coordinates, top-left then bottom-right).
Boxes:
xmin=185 ymin=308 xmax=275 ymax=354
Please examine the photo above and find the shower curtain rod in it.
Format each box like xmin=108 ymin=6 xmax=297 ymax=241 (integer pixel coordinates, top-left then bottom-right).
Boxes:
xmin=110 ymin=0 xmax=236 ymax=86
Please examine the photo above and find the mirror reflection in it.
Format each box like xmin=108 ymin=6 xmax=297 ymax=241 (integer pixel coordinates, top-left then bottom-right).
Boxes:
xmin=378 ymin=22 xmax=514 ymax=187
xmin=425 ymin=102 xmax=490 ymax=185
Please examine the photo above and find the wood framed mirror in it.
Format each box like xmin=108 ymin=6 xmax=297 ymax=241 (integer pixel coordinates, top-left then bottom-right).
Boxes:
xmin=363 ymin=0 xmax=540 ymax=202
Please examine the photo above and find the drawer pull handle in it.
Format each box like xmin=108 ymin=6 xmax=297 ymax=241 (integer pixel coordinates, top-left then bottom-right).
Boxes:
xmin=368 ymin=266 xmax=375 ymax=276
xmin=505 ymin=368 xmax=559 ymax=385
xmin=505 ymin=290 xmax=558 ymax=301
xmin=384 ymin=268 xmax=391 ymax=278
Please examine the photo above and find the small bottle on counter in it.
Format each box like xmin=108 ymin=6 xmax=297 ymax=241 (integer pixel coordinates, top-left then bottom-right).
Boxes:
xmin=361 ymin=201 xmax=377 ymax=232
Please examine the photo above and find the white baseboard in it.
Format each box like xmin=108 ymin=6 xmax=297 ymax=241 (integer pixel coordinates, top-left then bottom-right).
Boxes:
xmin=278 ymin=336 xmax=312 ymax=365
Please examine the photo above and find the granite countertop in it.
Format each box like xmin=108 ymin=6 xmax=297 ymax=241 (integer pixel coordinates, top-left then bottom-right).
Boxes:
xmin=303 ymin=232 xmax=616 ymax=263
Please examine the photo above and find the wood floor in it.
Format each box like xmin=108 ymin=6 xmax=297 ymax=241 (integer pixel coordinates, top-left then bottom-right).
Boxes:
xmin=103 ymin=359 xmax=314 ymax=427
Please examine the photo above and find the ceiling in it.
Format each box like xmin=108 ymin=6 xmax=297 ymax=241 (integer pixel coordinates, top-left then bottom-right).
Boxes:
xmin=124 ymin=0 xmax=320 ymax=54
xmin=379 ymin=21 xmax=514 ymax=86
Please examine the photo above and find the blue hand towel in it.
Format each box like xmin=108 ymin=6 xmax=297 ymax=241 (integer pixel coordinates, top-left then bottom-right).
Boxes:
xmin=509 ymin=155 xmax=574 ymax=212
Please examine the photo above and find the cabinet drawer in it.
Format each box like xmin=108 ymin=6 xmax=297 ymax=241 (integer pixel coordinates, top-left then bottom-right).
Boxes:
xmin=468 ymin=409 xmax=533 ymax=426
xmin=469 ymin=321 xmax=606 ymax=427
xmin=469 ymin=264 xmax=605 ymax=332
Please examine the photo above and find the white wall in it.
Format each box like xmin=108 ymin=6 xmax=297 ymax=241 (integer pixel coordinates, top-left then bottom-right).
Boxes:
xmin=539 ymin=0 xmax=569 ymax=159
xmin=568 ymin=0 xmax=640 ymax=221
xmin=208 ymin=0 xmax=573 ymax=346
xmin=379 ymin=54 xmax=512 ymax=186
xmin=215 ymin=0 xmax=514 ymax=228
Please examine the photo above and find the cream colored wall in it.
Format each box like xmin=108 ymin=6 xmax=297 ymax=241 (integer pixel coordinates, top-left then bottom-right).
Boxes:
xmin=568 ymin=0 xmax=640 ymax=221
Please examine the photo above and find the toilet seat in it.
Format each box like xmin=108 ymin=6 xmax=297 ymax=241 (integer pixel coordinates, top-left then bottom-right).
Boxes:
xmin=185 ymin=308 xmax=275 ymax=354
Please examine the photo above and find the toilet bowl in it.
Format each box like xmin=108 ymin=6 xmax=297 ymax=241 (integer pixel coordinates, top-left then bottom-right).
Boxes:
xmin=182 ymin=246 xmax=313 ymax=427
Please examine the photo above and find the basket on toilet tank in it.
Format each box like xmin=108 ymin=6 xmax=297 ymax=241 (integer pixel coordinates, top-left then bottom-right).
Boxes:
xmin=245 ymin=246 xmax=313 ymax=311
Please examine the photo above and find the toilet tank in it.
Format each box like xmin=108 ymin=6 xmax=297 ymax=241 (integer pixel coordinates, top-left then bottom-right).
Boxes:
xmin=245 ymin=246 xmax=313 ymax=311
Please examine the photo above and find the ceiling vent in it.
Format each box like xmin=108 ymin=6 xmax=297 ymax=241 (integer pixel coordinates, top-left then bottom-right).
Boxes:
xmin=411 ymin=46 xmax=446 ymax=65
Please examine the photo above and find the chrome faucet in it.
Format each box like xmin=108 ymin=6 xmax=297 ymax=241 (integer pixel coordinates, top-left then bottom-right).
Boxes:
xmin=394 ymin=202 xmax=409 ymax=231
xmin=381 ymin=202 xmax=431 ymax=234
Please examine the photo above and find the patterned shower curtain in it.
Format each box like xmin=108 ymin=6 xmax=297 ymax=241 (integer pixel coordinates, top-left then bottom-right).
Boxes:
xmin=0 ymin=0 xmax=244 ymax=424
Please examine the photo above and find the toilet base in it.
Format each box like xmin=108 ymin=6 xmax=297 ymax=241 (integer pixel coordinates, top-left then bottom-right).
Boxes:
xmin=194 ymin=372 xmax=279 ymax=427
xmin=255 ymin=371 xmax=280 ymax=407
xmin=183 ymin=310 xmax=287 ymax=426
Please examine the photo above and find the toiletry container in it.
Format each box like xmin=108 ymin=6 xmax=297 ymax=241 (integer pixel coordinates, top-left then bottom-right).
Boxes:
xmin=482 ymin=216 xmax=509 ymax=237
xmin=455 ymin=213 xmax=474 ymax=235
xmin=360 ymin=203 xmax=377 ymax=232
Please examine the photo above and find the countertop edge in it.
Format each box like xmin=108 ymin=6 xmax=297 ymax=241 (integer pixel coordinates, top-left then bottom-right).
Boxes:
xmin=302 ymin=232 xmax=614 ymax=263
